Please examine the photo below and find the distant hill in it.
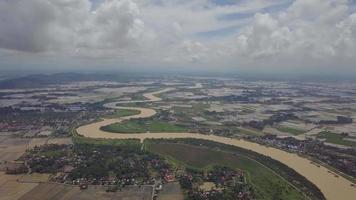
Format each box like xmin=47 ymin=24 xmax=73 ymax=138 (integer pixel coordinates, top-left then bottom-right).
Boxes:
xmin=0 ymin=73 xmax=120 ymax=89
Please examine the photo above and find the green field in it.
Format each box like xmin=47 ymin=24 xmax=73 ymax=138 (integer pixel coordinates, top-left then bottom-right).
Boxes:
xmin=146 ymin=142 xmax=305 ymax=200
xmin=173 ymin=103 xmax=210 ymax=118
xmin=276 ymin=126 xmax=306 ymax=135
xmin=72 ymin=135 xmax=141 ymax=148
xmin=317 ymin=131 xmax=356 ymax=147
xmin=105 ymin=109 xmax=141 ymax=118
xmin=101 ymin=119 xmax=188 ymax=133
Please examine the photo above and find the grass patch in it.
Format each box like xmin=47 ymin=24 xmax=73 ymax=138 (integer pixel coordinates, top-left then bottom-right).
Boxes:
xmin=72 ymin=135 xmax=141 ymax=148
xmin=101 ymin=119 xmax=188 ymax=133
xmin=146 ymin=142 xmax=305 ymax=200
xmin=317 ymin=131 xmax=356 ymax=147
xmin=276 ymin=126 xmax=306 ymax=135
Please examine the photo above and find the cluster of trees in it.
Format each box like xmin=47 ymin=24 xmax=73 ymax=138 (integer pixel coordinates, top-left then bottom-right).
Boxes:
xmin=258 ymin=135 xmax=356 ymax=178
xmin=21 ymin=144 xmax=71 ymax=173
xmin=243 ymin=113 xmax=296 ymax=130
xmin=23 ymin=142 xmax=172 ymax=185
xmin=304 ymin=140 xmax=356 ymax=178
xmin=180 ymin=166 xmax=254 ymax=200
xmin=319 ymin=116 xmax=353 ymax=125
xmin=70 ymin=143 xmax=153 ymax=181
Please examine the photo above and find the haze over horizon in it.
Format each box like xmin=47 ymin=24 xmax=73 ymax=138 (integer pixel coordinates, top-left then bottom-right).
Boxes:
xmin=0 ymin=0 xmax=356 ymax=76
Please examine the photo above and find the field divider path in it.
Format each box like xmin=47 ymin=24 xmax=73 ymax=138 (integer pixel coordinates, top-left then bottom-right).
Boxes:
xmin=76 ymin=88 xmax=356 ymax=200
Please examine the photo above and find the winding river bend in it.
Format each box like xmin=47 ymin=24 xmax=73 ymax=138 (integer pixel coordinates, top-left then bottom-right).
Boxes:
xmin=77 ymin=88 xmax=356 ymax=200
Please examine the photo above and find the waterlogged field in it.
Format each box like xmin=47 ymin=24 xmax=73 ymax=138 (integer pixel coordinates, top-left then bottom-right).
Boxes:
xmin=101 ymin=119 xmax=188 ymax=133
xmin=146 ymin=142 xmax=306 ymax=200
xmin=317 ymin=131 xmax=356 ymax=147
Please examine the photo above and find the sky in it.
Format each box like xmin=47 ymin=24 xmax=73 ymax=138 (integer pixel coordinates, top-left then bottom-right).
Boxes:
xmin=0 ymin=0 xmax=356 ymax=75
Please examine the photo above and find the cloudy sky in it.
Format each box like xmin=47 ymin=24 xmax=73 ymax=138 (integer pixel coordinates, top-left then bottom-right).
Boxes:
xmin=0 ymin=0 xmax=356 ymax=75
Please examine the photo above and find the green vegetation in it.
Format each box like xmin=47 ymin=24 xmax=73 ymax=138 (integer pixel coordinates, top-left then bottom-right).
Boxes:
xmin=101 ymin=119 xmax=188 ymax=133
xmin=317 ymin=131 xmax=356 ymax=147
xmin=37 ymin=150 xmax=67 ymax=158
xmin=182 ymin=165 xmax=255 ymax=199
xmin=73 ymin=135 xmax=141 ymax=148
xmin=173 ymin=103 xmax=210 ymax=118
xmin=24 ymin=142 xmax=171 ymax=185
xmin=276 ymin=126 xmax=306 ymax=135
xmin=105 ymin=109 xmax=141 ymax=118
xmin=145 ymin=138 xmax=325 ymax=200
xmin=146 ymin=142 xmax=305 ymax=200
xmin=69 ymin=143 xmax=163 ymax=182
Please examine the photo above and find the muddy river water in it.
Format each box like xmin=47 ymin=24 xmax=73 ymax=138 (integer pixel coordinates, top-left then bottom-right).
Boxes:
xmin=77 ymin=88 xmax=356 ymax=200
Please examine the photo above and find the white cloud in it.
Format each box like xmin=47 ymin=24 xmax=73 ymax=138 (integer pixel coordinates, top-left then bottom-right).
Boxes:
xmin=0 ymin=0 xmax=148 ymax=53
xmin=0 ymin=0 xmax=90 ymax=52
xmin=0 ymin=0 xmax=355 ymax=72
xmin=233 ymin=0 xmax=356 ymax=69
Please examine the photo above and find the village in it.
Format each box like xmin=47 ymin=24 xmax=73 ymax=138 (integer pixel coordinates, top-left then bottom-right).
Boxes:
xmin=248 ymin=135 xmax=356 ymax=180
xmin=3 ymin=139 xmax=255 ymax=200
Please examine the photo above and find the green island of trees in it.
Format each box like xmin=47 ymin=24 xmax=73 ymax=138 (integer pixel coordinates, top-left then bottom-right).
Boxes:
xmin=100 ymin=119 xmax=188 ymax=133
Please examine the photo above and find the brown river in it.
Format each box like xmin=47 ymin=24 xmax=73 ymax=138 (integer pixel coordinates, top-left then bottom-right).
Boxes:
xmin=77 ymin=88 xmax=356 ymax=200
